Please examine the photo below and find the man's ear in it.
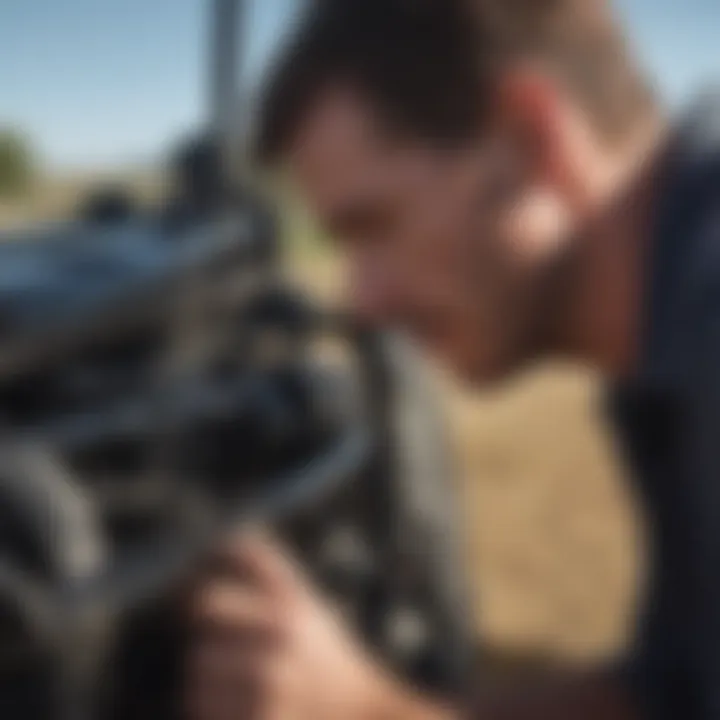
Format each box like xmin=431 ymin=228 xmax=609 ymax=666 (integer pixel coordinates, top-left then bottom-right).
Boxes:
xmin=493 ymin=66 xmax=565 ymax=184
xmin=493 ymin=66 xmax=594 ymax=209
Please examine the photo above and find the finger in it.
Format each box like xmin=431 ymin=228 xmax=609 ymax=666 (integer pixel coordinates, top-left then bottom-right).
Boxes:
xmin=186 ymin=676 xmax=259 ymax=720
xmin=185 ymin=642 xmax=266 ymax=720
xmin=191 ymin=580 xmax=279 ymax=636
xmin=180 ymin=525 xmax=272 ymax=599
xmin=176 ymin=555 xmax=256 ymax=619
xmin=211 ymin=532 xmax=303 ymax=598
xmin=187 ymin=638 xmax=266 ymax=684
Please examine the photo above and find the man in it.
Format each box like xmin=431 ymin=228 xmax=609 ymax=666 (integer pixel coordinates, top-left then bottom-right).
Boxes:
xmin=186 ymin=0 xmax=720 ymax=718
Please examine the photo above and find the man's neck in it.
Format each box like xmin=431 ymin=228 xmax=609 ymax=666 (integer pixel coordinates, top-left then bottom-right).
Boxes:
xmin=553 ymin=116 xmax=672 ymax=379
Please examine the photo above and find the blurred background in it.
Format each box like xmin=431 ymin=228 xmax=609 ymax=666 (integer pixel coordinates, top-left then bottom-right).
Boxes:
xmin=0 ymin=0 xmax=717 ymax=672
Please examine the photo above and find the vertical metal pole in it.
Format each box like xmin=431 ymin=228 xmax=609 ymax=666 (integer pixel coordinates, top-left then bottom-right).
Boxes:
xmin=209 ymin=0 xmax=246 ymax=199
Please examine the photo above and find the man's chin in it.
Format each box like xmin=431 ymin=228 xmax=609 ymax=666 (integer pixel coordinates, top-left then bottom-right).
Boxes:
xmin=408 ymin=330 xmax=516 ymax=386
xmin=432 ymin=345 xmax=518 ymax=388
xmin=453 ymin=362 xmax=506 ymax=389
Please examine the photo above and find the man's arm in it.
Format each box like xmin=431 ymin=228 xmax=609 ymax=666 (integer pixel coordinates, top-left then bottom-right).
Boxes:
xmin=368 ymin=666 xmax=638 ymax=720
xmin=186 ymin=534 xmax=641 ymax=720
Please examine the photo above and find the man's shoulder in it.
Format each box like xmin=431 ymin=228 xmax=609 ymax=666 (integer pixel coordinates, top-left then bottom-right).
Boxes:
xmin=674 ymin=90 xmax=720 ymax=245
xmin=642 ymin=90 xmax=720 ymax=378
xmin=661 ymin=89 xmax=720 ymax=274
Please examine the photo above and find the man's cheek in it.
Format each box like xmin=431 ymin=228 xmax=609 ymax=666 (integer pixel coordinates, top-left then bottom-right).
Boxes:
xmin=345 ymin=253 xmax=395 ymax=323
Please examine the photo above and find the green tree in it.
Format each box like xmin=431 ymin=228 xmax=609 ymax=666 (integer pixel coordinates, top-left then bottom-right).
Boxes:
xmin=0 ymin=130 xmax=36 ymax=197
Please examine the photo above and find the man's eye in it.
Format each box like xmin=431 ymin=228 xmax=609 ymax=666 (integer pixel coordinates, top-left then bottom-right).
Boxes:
xmin=333 ymin=208 xmax=392 ymax=241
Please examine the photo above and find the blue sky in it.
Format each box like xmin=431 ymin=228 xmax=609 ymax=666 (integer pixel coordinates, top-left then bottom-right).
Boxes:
xmin=1 ymin=0 xmax=718 ymax=170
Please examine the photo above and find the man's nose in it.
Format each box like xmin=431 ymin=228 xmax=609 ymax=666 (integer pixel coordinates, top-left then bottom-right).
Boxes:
xmin=346 ymin=261 xmax=396 ymax=327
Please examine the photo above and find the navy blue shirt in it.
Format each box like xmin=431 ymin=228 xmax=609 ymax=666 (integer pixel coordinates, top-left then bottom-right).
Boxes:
xmin=609 ymin=90 xmax=720 ymax=719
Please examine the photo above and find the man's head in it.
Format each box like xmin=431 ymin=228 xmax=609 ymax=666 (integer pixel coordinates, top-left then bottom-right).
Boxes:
xmin=256 ymin=0 xmax=658 ymax=383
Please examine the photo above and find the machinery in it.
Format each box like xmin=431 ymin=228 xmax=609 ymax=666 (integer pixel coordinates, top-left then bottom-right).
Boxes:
xmin=0 ymin=2 xmax=475 ymax=718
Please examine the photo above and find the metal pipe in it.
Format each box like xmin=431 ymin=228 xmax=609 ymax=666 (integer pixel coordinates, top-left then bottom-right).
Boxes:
xmin=62 ymin=422 xmax=371 ymax=617
xmin=209 ymin=0 xmax=246 ymax=198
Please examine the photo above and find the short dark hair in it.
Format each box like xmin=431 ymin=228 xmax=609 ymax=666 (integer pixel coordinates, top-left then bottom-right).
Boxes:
xmin=254 ymin=0 xmax=656 ymax=166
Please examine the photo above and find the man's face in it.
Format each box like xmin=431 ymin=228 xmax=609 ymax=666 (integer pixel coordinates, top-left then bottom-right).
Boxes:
xmin=287 ymin=88 xmax=574 ymax=384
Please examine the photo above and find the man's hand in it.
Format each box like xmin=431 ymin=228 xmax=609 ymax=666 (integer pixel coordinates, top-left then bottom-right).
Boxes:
xmin=185 ymin=532 xmax=452 ymax=720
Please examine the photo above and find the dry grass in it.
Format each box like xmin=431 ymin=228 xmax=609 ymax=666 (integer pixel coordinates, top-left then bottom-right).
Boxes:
xmin=0 ymin=169 xmax=168 ymax=231
xmin=450 ymin=369 xmax=641 ymax=662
